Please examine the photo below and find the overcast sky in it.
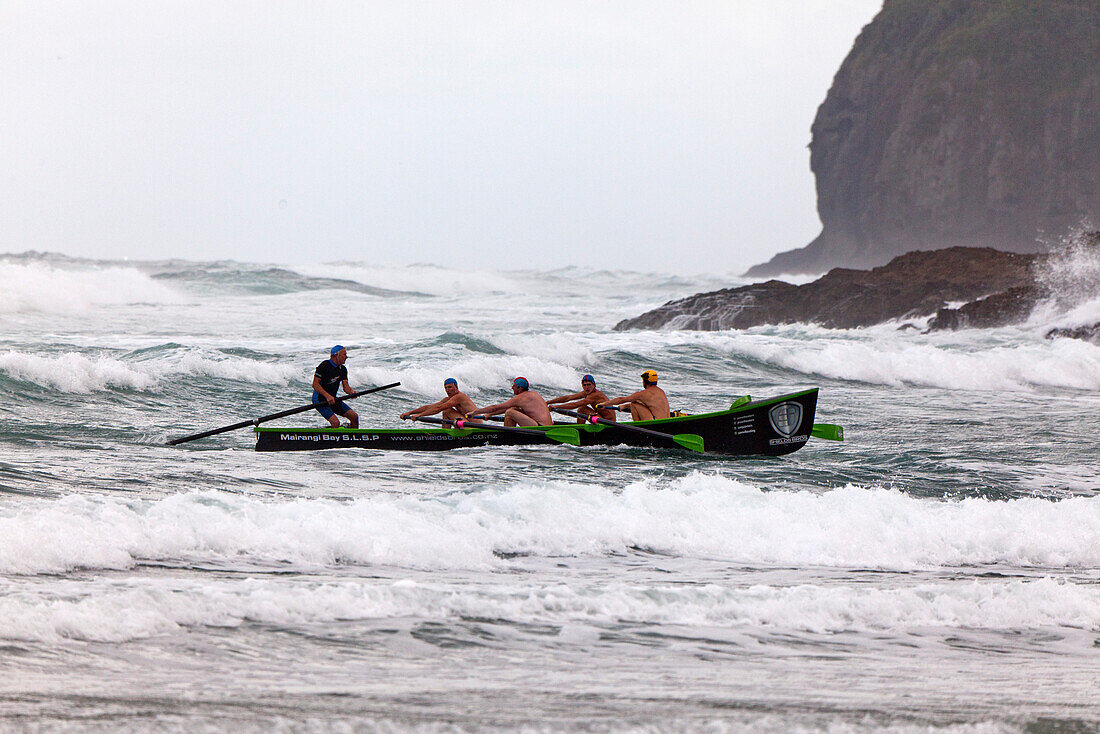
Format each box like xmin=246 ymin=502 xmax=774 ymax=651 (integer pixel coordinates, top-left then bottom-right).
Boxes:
xmin=1 ymin=1 xmax=881 ymax=274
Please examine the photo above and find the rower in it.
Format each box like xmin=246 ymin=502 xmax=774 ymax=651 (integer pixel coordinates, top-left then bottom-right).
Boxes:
xmin=547 ymin=374 xmax=615 ymax=423
xmin=401 ymin=378 xmax=481 ymax=423
xmin=312 ymin=345 xmax=359 ymax=428
xmin=598 ymin=369 xmax=669 ymax=421
xmin=469 ymin=376 xmax=553 ymax=427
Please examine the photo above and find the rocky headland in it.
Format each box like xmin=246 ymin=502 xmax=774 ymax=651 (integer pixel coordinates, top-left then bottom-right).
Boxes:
xmin=615 ymin=232 xmax=1100 ymax=342
xmin=747 ymin=0 xmax=1100 ymax=277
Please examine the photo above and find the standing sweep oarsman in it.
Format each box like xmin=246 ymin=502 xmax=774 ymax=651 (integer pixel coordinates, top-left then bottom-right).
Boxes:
xmin=312 ymin=345 xmax=360 ymax=428
xmin=547 ymin=374 xmax=615 ymax=423
xmin=400 ymin=378 xmax=481 ymax=423
xmin=469 ymin=377 xmax=553 ymax=427
xmin=598 ymin=369 xmax=670 ymax=421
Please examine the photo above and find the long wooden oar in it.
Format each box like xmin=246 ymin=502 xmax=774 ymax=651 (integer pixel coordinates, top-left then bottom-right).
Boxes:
xmin=551 ymin=408 xmax=705 ymax=453
xmin=414 ymin=416 xmax=580 ymax=446
xmin=167 ymin=382 xmax=402 ymax=445
xmin=466 ymin=414 xmax=572 ymax=426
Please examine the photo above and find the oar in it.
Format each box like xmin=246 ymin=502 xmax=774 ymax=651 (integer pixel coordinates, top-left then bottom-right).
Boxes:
xmin=415 ymin=416 xmax=581 ymax=446
xmin=166 ymin=382 xmax=402 ymax=445
xmin=811 ymin=423 xmax=844 ymax=441
xmin=465 ymin=414 xmax=572 ymax=426
xmin=551 ymin=408 xmax=705 ymax=453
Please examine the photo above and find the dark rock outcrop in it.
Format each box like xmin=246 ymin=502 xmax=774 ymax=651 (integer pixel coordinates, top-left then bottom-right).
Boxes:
xmin=748 ymin=0 xmax=1100 ymax=277
xmin=615 ymin=247 xmax=1038 ymax=331
xmin=1046 ymin=324 xmax=1100 ymax=343
xmin=619 ymin=231 xmax=1100 ymax=338
xmin=926 ymin=286 xmax=1041 ymax=330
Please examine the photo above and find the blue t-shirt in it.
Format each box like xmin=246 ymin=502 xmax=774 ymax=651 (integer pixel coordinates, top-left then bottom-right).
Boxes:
xmin=313 ymin=359 xmax=348 ymax=398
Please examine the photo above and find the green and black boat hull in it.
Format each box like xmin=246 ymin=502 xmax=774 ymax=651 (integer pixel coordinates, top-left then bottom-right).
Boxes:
xmin=254 ymin=388 xmax=818 ymax=457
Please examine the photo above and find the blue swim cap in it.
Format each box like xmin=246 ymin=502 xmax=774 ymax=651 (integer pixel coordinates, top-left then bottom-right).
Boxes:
xmin=581 ymin=374 xmax=595 ymax=385
xmin=512 ymin=376 xmax=529 ymax=390
xmin=443 ymin=377 xmax=458 ymax=386
xmin=330 ymin=344 xmax=345 ymax=356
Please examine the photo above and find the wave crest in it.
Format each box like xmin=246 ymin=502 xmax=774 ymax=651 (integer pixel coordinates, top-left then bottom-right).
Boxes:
xmin=0 ymin=262 xmax=184 ymax=314
xmin=1 ymin=576 xmax=1094 ymax=643
xmin=3 ymin=474 xmax=1099 ymax=575
xmin=0 ymin=349 xmax=299 ymax=393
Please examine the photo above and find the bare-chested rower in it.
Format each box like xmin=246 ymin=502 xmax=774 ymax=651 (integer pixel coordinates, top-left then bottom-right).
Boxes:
xmin=598 ymin=369 xmax=670 ymax=421
xmin=546 ymin=374 xmax=616 ymax=423
xmin=469 ymin=376 xmax=553 ymax=427
xmin=400 ymin=378 xmax=481 ymax=423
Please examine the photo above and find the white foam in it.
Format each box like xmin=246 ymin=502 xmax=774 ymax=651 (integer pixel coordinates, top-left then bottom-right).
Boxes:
xmin=734 ymin=337 xmax=1100 ymax=391
xmin=488 ymin=333 xmax=598 ymax=369
xmin=1030 ymin=296 xmax=1100 ymax=333
xmin=615 ymin=328 xmax=1100 ymax=391
xmin=163 ymin=351 xmax=301 ymax=385
xmin=740 ymin=271 xmax=824 ymax=286
xmin=0 ymin=351 xmax=157 ymax=392
xmin=1014 ymin=231 xmax=1100 ymax=333
xmin=1036 ymin=232 xmax=1100 ymax=309
xmin=1 ymin=575 xmax=1094 ymax=643
xmin=0 ymin=350 xmax=300 ymax=393
xmin=0 ymin=262 xmax=183 ymax=314
xmin=3 ymin=474 xmax=1099 ymax=576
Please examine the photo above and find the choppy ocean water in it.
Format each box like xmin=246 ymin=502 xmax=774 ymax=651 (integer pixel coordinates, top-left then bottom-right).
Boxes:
xmin=1 ymin=251 xmax=1098 ymax=732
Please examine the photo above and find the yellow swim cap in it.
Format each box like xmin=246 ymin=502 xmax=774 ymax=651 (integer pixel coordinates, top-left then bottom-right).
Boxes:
xmin=641 ymin=369 xmax=658 ymax=383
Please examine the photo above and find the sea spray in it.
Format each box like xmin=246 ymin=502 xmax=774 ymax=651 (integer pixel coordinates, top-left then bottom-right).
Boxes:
xmin=1031 ymin=228 xmax=1100 ymax=333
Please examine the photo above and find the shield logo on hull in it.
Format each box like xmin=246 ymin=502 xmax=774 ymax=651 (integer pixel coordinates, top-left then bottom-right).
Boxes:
xmin=768 ymin=402 xmax=803 ymax=438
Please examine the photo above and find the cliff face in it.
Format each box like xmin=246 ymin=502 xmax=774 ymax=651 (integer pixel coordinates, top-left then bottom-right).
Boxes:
xmin=748 ymin=0 xmax=1100 ymax=276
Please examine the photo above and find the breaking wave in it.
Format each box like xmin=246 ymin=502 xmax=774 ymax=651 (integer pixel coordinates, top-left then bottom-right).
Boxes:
xmin=293 ymin=262 xmax=528 ymax=297
xmin=3 ymin=473 xmax=1099 ymax=576
xmin=607 ymin=327 xmax=1100 ymax=391
xmin=729 ymin=333 xmax=1100 ymax=391
xmin=1 ymin=576 xmax=1094 ymax=643
xmin=153 ymin=262 xmax=423 ymax=297
xmin=0 ymin=349 xmax=300 ymax=393
xmin=0 ymin=261 xmax=184 ymax=314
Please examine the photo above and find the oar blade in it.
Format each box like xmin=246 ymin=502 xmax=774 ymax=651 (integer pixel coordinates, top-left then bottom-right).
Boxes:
xmin=811 ymin=423 xmax=844 ymax=441
xmin=545 ymin=427 xmax=581 ymax=446
xmin=672 ymin=433 xmax=705 ymax=453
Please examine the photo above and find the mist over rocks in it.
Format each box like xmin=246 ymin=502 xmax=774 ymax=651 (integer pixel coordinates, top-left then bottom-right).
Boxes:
xmin=747 ymin=0 xmax=1100 ymax=277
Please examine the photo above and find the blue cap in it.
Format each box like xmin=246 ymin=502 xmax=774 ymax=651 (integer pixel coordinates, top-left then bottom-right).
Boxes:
xmin=443 ymin=377 xmax=458 ymax=386
xmin=512 ymin=376 xmax=529 ymax=390
xmin=330 ymin=344 xmax=345 ymax=356
xmin=581 ymin=374 xmax=595 ymax=385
